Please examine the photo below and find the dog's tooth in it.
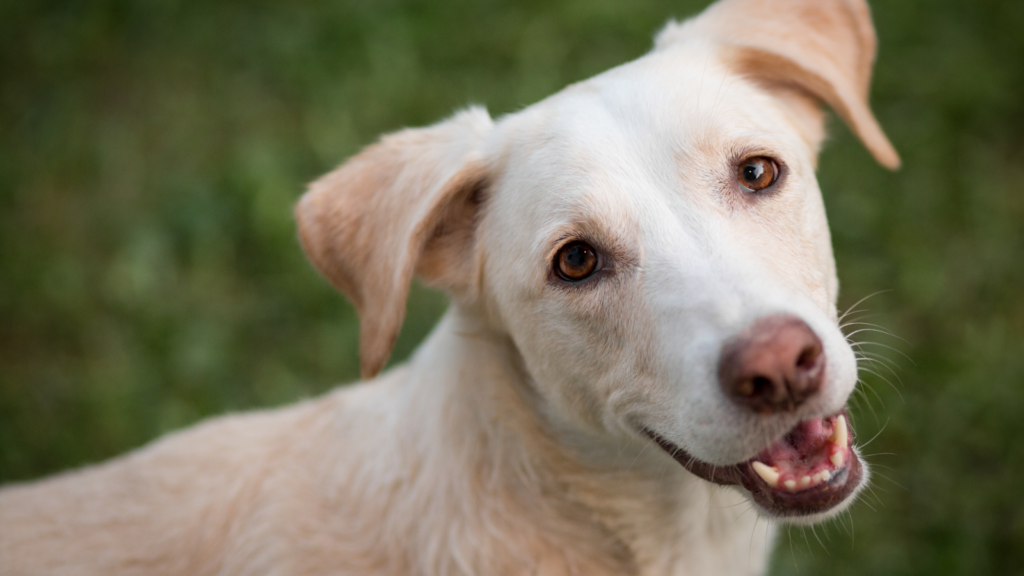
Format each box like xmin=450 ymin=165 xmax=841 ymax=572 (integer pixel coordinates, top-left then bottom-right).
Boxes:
xmin=830 ymin=451 xmax=844 ymax=467
xmin=783 ymin=479 xmax=797 ymax=491
xmin=799 ymin=475 xmax=812 ymax=487
xmin=830 ymin=414 xmax=849 ymax=448
xmin=751 ymin=461 xmax=780 ymax=488
xmin=819 ymin=470 xmax=831 ymax=483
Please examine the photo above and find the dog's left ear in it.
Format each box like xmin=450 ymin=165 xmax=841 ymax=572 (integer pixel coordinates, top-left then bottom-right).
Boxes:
xmin=658 ymin=0 xmax=900 ymax=169
xmin=296 ymin=108 xmax=492 ymax=379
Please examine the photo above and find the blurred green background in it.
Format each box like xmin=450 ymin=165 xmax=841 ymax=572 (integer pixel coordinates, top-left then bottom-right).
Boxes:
xmin=1 ymin=0 xmax=1022 ymax=573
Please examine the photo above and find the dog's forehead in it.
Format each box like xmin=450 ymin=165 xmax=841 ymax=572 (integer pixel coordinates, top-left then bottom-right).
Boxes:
xmin=488 ymin=48 xmax=807 ymax=245
xmin=502 ymin=51 xmax=803 ymax=188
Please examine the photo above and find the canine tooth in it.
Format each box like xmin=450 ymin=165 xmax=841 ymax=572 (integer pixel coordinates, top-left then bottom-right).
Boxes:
xmin=830 ymin=451 xmax=844 ymax=467
xmin=830 ymin=415 xmax=849 ymax=448
xmin=751 ymin=461 xmax=780 ymax=487
xmin=799 ymin=475 xmax=812 ymax=487
xmin=783 ymin=479 xmax=797 ymax=491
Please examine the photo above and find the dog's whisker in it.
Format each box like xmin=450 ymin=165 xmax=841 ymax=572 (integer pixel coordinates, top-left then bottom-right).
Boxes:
xmin=856 ymin=354 xmax=901 ymax=375
xmin=858 ymin=367 xmax=905 ymax=403
xmin=857 ymin=357 xmax=906 ymax=391
xmin=859 ymin=486 xmax=881 ymax=511
xmin=863 ymin=478 xmax=893 ymax=495
xmin=855 ymin=349 xmax=901 ymax=370
xmin=856 ymin=377 xmax=890 ymax=410
xmin=838 ymin=308 xmax=877 ymax=327
xmin=844 ymin=327 xmax=911 ymax=345
xmin=801 ymin=527 xmax=815 ymax=556
xmin=838 ymin=289 xmax=891 ymax=322
xmin=819 ymin=521 xmax=834 ymax=545
xmin=835 ymin=508 xmax=853 ymax=540
xmin=850 ymin=340 xmax=915 ymax=364
xmin=625 ymin=438 xmax=653 ymax=474
xmin=853 ymin=381 xmax=882 ymax=422
xmin=841 ymin=320 xmax=896 ymax=333
xmin=855 ymin=418 xmax=890 ymax=450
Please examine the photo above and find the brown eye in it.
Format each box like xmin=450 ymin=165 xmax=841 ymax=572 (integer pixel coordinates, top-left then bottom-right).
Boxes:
xmin=555 ymin=241 xmax=600 ymax=282
xmin=737 ymin=156 xmax=780 ymax=192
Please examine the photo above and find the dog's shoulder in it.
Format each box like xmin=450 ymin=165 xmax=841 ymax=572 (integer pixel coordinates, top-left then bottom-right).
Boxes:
xmin=0 ymin=375 xmax=404 ymax=575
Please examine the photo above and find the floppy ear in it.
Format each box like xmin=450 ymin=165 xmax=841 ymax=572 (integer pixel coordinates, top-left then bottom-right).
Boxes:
xmin=657 ymin=0 xmax=900 ymax=169
xmin=296 ymin=107 xmax=492 ymax=379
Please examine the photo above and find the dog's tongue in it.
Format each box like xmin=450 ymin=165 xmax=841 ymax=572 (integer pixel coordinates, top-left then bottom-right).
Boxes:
xmin=749 ymin=414 xmax=851 ymax=492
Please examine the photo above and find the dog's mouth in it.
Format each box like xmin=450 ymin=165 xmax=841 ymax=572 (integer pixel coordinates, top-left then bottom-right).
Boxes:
xmin=646 ymin=412 xmax=862 ymax=517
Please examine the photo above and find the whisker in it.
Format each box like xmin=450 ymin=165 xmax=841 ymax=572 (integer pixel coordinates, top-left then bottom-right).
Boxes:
xmin=841 ymin=321 xmax=898 ymax=336
xmin=839 ymin=310 xmax=877 ymax=328
xmin=865 ymin=462 xmax=900 ymax=474
xmin=858 ymin=488 xmax=880 ymax=512
xmin=833 ymin=509 xmax=852 ymax=539
xmin=787 ymin=525 xmax=799 ymax=571
xmin=869 ymin=470 xmax=907 ymax=492
xmin=858 ymin=367 xmax=905 ymax=402
xmin=853 ymin=386 xmax=881 ymax=424
xmin=857 ymin=355 xmax=904 ymax=382
xmin=858 ymin=358 xmax=906 ymax=392
xmin=810 ymin=524 xmax=829 ymax=553
xmin=844 ymin=327 xmax=911 ymax=345
xmin=857 ymin=378 xmax=888 ymax=410
xmin=851 ymin=340 xmax=915 ymax=364
xmin=856 ymin=349 xmax=902 ymax=370
xmin=838 ymin=290 xmax=892 ymax=322
xmin=625 ymin=438 xmax=652 ymax=473
xmin=856 ymin=418 xmax=890 ymax=450
xmin=748 ymin=515 xmax=760 ymax=570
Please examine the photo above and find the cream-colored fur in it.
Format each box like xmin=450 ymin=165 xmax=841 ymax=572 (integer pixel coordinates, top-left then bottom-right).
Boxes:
xmin=0 ymin=1 xmax=898 ymax=574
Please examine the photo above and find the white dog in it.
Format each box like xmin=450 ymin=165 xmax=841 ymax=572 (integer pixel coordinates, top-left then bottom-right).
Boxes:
xmin=0 ymin=0 xmax=899 ymax=574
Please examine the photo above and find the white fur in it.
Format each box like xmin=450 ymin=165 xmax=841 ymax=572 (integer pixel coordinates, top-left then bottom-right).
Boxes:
xmin=0 ymin=1 xmax=897 ymax=574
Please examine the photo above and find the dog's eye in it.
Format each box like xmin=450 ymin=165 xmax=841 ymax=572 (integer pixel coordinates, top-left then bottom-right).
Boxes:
xmin=737 ymin=156 xmax=780 ymax=193
xmin=555 ymin=241 xmax=600 ymax=282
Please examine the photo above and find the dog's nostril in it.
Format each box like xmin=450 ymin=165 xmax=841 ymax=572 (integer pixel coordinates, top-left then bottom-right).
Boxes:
xmin=751 ymin=376 xmax=773 ymax=396
xmin=735 ymin=376 xmax=773 ymax=398
xmin=795 ymin=344 xmax=821 ymax=370
xmin=718 ymin=314 xmax=827 ymax=414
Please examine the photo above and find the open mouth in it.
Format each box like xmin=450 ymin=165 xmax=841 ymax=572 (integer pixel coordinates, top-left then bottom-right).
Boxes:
xmin=646 ymin=412 xmax=862 ymax=517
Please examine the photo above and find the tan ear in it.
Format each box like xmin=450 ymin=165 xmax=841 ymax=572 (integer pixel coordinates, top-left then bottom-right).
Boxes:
xmin=296 ymin=107 xmax=492 ymax=379
xmin=657 ymin=0 xmax=900 ymax=169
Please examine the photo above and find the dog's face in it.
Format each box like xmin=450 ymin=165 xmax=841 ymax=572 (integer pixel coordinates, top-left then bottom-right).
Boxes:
xmin=297 ymin=0 xmax=899 ymax=521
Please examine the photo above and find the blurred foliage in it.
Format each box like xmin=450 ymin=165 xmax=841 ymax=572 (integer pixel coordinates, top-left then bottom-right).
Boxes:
xmin=1 ymin=0 xmax=1022 ymax=574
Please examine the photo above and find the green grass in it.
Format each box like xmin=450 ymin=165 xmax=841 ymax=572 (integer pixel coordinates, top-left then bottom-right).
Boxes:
xmin=2 ymin=1 xmax=1023 ymax=573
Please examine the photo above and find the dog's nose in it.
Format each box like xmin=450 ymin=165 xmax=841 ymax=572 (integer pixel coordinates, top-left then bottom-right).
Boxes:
xmin=718 ymin=314 xmax=825 ymax=414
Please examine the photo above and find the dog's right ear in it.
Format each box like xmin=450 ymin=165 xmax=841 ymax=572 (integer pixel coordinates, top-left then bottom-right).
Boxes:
xmin=296 ymin=108 xmax=492 ymax=379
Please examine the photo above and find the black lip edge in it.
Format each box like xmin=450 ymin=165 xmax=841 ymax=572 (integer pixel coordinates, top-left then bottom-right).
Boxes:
xmin=643 ymin=415 xmax=864 ymax=518
xmin=645 ymin=430 xmax=746 ymax=486
xmin=739 ymin=454 xmax=863 ymax=517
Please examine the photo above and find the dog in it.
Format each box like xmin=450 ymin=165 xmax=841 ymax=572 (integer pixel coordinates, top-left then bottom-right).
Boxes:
xmin=0 ymin=0 xmax=899 ymax=574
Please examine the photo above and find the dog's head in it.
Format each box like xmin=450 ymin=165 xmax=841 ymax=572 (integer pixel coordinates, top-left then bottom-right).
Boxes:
xmin=296 ymin=0 xmax=898 ymax=521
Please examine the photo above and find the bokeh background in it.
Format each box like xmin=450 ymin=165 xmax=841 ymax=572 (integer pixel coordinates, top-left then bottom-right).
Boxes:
xmin=1 ymin=0 xmax=1022 ymax=573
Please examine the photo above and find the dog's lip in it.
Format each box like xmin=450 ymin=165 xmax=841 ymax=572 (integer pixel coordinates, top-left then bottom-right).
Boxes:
xmin=644 ymin=410 xmax=863 ymax=517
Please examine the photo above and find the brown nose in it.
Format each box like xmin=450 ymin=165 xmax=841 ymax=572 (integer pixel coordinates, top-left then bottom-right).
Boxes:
xmin=718 ymin=314 xmax=825 ymax=414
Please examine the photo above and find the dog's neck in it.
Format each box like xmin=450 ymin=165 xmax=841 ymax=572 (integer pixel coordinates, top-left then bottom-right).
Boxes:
xmin=369 ymin=306 xmax=774 ymax=576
